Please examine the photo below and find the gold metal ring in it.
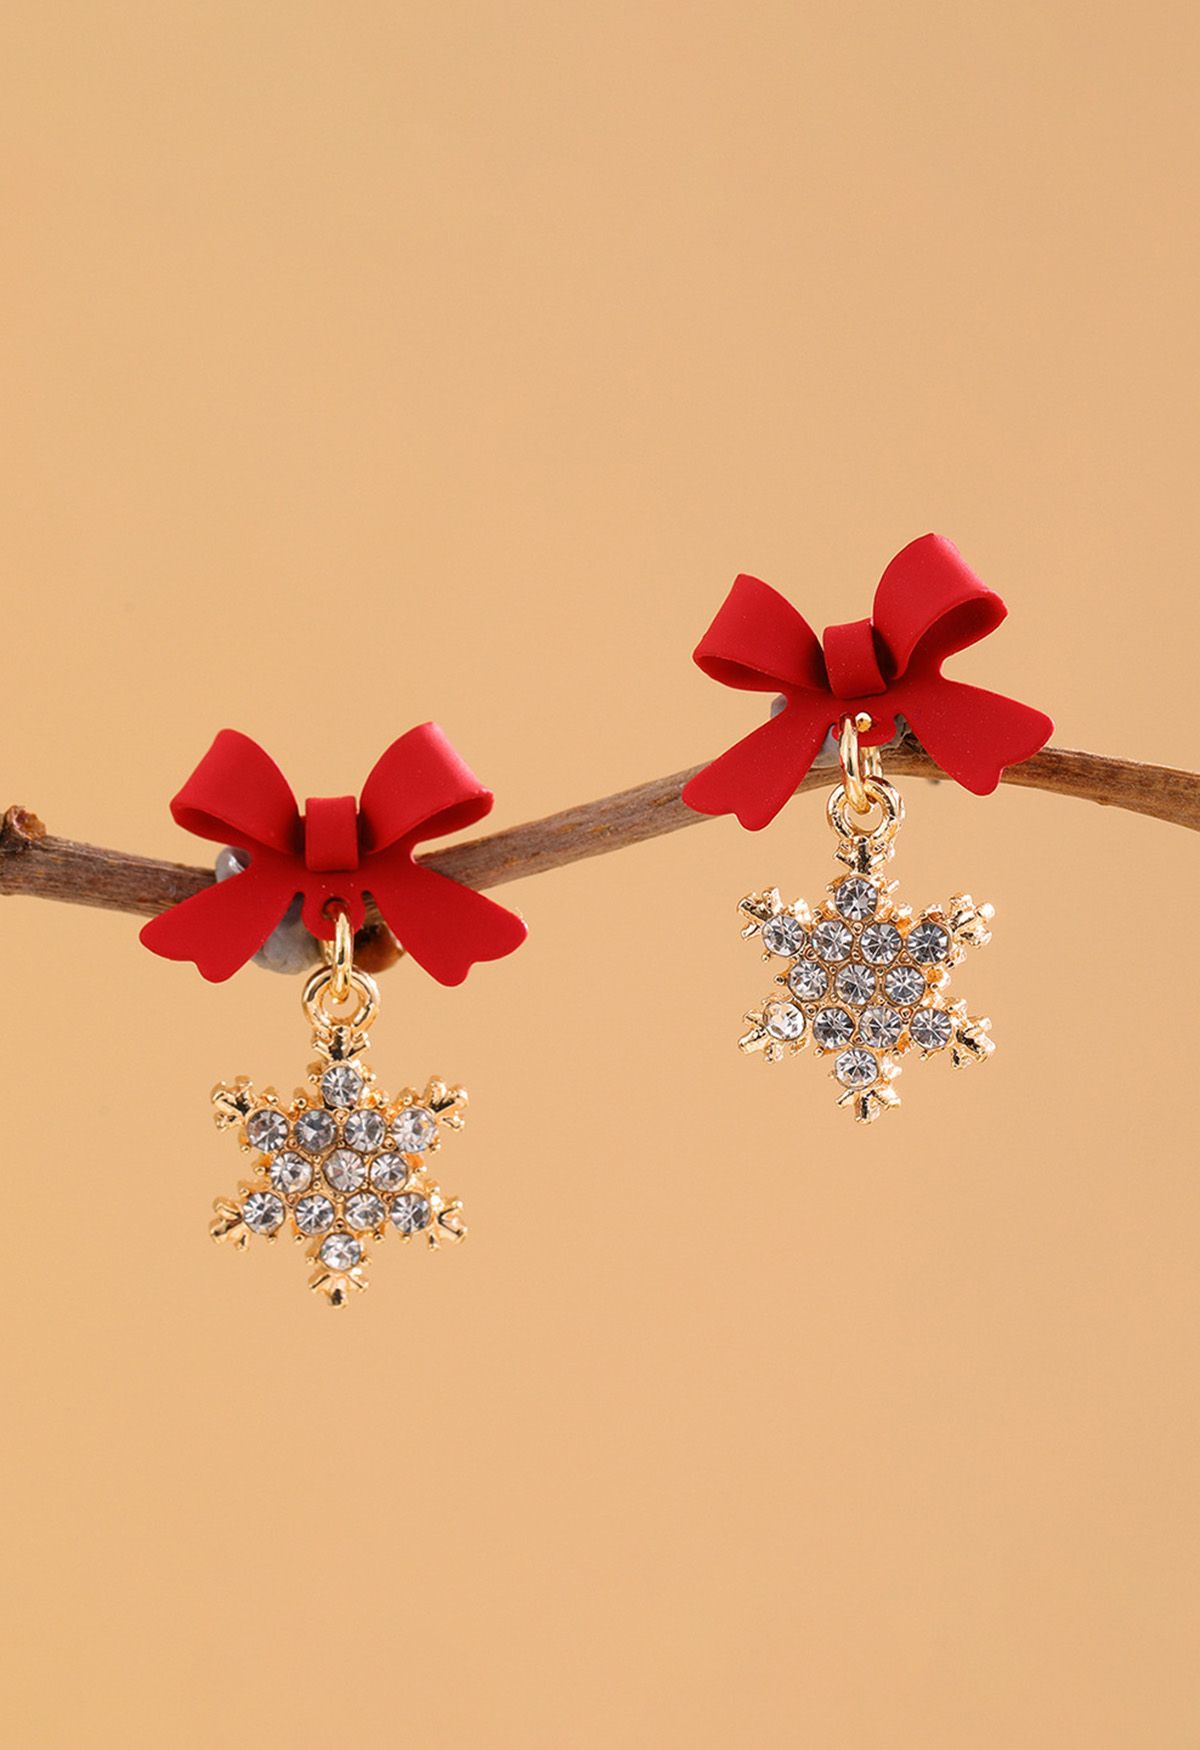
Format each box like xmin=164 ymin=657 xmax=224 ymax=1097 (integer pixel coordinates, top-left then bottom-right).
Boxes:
xmin=322 ymin=910 xmax=354 ymax=1003
xmin=838 ymin=713 xmax=883 ymax=815
xmin=301 ymin=963 xmax=381 ymax=1033
xmin=826 ymin=775 xmax=904 ymax=847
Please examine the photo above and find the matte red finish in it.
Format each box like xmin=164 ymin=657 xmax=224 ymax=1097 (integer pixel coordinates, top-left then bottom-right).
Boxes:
xmin=303 ymin=794 xmax=360 ymax=871
xmin=681 ymin=534 xmax=1053 ymax=831
xmin=139 ymin=723 xmax=528 ymax=984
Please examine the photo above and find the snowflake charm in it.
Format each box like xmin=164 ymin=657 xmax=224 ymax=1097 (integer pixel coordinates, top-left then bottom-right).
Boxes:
xmin=209 ymin=963 xmax=468 ymax=1304
xmin=737 ymin=772 xmax=994 ymax=1121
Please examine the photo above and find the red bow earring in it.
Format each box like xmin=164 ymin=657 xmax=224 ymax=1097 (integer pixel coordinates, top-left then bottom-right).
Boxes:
xmin=684 ymin=535 xmax=1052 ymax=1121
xmin=143 ymin=723 xmax=526 ymax=1305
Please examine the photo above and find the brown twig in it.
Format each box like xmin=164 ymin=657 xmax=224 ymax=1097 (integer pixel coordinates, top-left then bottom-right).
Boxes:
xmin=1 ymin=743 xmax=1196 ymax=948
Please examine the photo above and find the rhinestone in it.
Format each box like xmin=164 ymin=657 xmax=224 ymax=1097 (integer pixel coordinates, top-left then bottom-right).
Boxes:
xmin=323 ymin=1148 xmax=366 ymax=1192
xmin=910 ymin=1007 xmax=954 ymax=1050
xmin=294 ymin=1108 xmax=336 ymax=1154
xmin=242 ymin=1190 xmax=285 ymax=1233
xmin=908 ymin=920 xmax=950 ymax=964
xmin=370 ymin=1152 xmax=410 ymax=1192
xmin=787 ymin=960 xmax=827 ymax=1001
xmin=390 ymin=1192 xmax=432 ymax=1234
xmin=344 ymin=1108 xmax=385 ymax=1152
xmin=246 ymin=1108 xmax=288 ymax=1154
xmin=294 ymin=1194 xmax=335 ymax=1235
xmin=345 ymin=1192 xmax=386 ymax=1230
xmin=321 ymin=1065 xmax=363 ymax=1109
xmin=762 ymin=915 xmax=806 ymax=957
xmin=764 ymin=1001 xmax=806 ymax=1041
xmin=319 ymin=1233 xmax=362 ymax=1271
xmin=860 ymin=1004 xmax=904 ymax=1048
xmin=835 ymin=1048 xmax=878 ymax=1088
xmin=835 ymin=963 xmax=875 ymax=1006
xmin=268 ymin=1151 xmax=312 ymax=1194
xmin=392 ymin=1106 xmax=437 ymax=1153
xmin=811 ymin=920 xmax=853 ymax=963
xmin=813 ymin=1006 xmax=855 ymax=1049
xmin=859 ymin=922 xmax=902 ymax=965
xmin=885 ymin=964 xmax=926 ymax=1006
xmin=834 ymin=877 xmax=877 ymax=921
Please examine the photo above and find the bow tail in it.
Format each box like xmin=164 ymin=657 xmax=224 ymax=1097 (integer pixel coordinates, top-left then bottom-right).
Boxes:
xmin=367 ymin=858 xmax=527 ymax=987
xmin=139 ymin=865 xmax=299 ymax=983
xmin=682 ymin=703 xmax=833 ymax=830
xmin=900 ymin=678 xmax=1054 ymax=795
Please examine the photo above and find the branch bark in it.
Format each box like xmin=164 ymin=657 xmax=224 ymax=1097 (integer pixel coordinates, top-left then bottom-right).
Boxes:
xmin=1 ymin=741 xmax=1196 ymax=939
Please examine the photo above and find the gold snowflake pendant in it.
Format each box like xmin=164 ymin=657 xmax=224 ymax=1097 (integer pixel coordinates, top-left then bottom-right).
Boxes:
xmin=209 ymin=919 xmax=467 ymax=1304
xmin=737 ymin=717 xmax=995 ymax=1121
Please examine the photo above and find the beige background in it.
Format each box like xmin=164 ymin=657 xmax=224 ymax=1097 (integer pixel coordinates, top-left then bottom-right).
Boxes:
xmin=3 ymin=4 xmax=1200 ymax=1746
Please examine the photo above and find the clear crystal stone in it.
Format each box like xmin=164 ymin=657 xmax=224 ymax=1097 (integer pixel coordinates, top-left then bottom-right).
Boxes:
xmin=860 ymin=1004 xmax=903 ymax=1048
xmin=811 ymin=920 xmax=854 ymax=963
xmin=343 ymin=1109 xmax=384 ymax=1153
xmin=859 ymin=922 xmax=902 ymax=965
xmin=787 ymin=960 xmax=827 ymax=1001
xmin=910 ymin=1007 xmax=954 ymax=1049
xmin=268 ymin=1151 xmax=312 ymax=1194
xmin=765 ymin=1001 xmax=806 ymax=1041
xmin=835 ymin=963 xmax=875 ymax=1006
xmin=392 ymin=1106 xmax=437 ymax=1153
xmin=323 ymin=1148 xmax=366 ymax=1192
xmin=762 ymin=915 xmax=806 ymax=957
xmin=834 ymin=877 xmax=877 ymax=921
xmin=370 ymin=1152 xmax=409 ymax=1192
xmin=321 ymin=1065 xmax=363 ymax=1109
xmin=294 ymin=1108 xmax=336 ymax=1154
xmin=908 ymin=920 xmax=950 ymax=964
xmin=319 ymin=1233 xmax=362 ymax=1271
xmin=813 ymin=1006 xmax=855 ymax=1049
xmin=345 ymin=1192 xmax=386 ymax=1230
xmin=390 ymin=1192 xmax=432 ymax=1234
xmin=885 ymin=964 xmax=926 ymax=1006
xmin=242 ymin=1190 xmax=285 ymax=1233
xmin=835 ymin=1047 xmax=878 ymax=1088
xmin=246 ymin=1108 xmax=288 ymax=1154
xmin=294 ymin=1194 xmax=335 ymax=1235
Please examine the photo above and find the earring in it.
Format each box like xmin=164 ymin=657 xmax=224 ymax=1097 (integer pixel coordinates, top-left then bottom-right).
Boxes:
xmin=140 ymin=723 xmax=526 ymax=1302
xmin=682 ymin=535 xmax=1053 ymax=1122
xmin=734 ymin=713 xmax=996 ymax=1119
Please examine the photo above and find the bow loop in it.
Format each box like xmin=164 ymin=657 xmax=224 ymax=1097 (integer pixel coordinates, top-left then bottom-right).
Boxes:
xmin=169 ymin=729 xmax=302 ymax=858
xmin=358 ymin=723 xmax=495 ymax=853
xmin=872 ymin=533 xmax=1007 ymax=678
xmin=682 ymin=534 xmax=1052 ymax=830
xmin=692 ymin=574 xmax=827 ymax=694
xmin=140 ymin=723 xmax=526 ymax=985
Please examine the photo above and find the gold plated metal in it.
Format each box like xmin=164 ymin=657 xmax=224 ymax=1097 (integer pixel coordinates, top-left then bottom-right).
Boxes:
xmin=301 ymin=961 xmax=380 ymax=1034
xmin=324 ymin=908 xmax=355 ymax=1003
xmin=837 ymin=711 xmax=881 ymax=814
xmin=826 ymin=774 xmax=904 ymax=858
xmin=212 ymin=933 xmax=468 ymax=1304
xmin=738 ymin=740 xmax=994 ymax=1121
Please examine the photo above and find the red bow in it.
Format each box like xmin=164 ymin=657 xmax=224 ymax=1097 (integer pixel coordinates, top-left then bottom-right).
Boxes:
xmin=681 ymin=534 xmax=1053 ymax=830
xmin=139 ymin=724 xmax=527 ymax=984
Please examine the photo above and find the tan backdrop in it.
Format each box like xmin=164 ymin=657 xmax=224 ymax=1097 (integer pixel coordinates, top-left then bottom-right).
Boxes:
xmin=3 ymin=4 xmax=1199 ymax=1746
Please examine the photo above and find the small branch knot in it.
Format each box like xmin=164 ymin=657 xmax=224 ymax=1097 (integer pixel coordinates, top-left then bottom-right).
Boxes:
xmin=0 ymin=806 xmax=47 ymax=852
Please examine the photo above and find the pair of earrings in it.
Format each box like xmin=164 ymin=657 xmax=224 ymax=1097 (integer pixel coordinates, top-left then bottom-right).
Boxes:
xmin=141 ymin=536 xmax=1052 ymax=1304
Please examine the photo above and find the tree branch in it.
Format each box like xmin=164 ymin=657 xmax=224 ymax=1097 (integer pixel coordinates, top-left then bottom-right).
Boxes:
xmin=1 ymin=742 xmax=1196 ymax=949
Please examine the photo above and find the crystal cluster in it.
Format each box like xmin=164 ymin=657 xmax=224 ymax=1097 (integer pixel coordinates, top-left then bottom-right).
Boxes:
xmin=738 ymin=869 xmax=995 ymax=1121
xmin=210 ymin=1018 xmax=467 ymax=1304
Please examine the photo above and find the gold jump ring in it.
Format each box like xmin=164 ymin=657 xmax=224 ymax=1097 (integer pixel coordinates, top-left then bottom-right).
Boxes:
xmin=302 ymin=963 xmax=380 ymax=1033
xmin=838 ymin=713 xmax=883 ymax=814
xmin=323 ymin=910 xmax=354 ymax=1004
